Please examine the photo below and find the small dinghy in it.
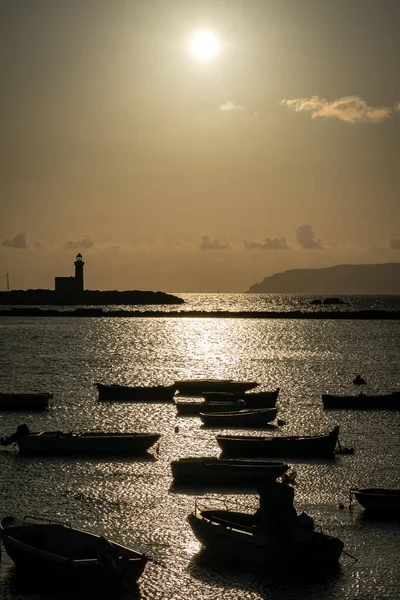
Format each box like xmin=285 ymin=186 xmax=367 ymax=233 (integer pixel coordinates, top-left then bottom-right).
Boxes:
xmin=217 ymin=426 xmax=341 ymax=458
xmin=0 ymin=516 xmax=148 ymax=587
xmin=203 ymin=388 xmax=280 ymax=409
xmin=322 ymin=392 xmax=400 ymax=410
xmin=174 ymin=379 xmax=258 ymax=396
xmin=175 ymin=399 xmax=247 ymax=416
xmin=171 ymin=457 xmax=289 ymax=486
xmin=200 ymin=407 xmax=277 ymax=428
xmin=96 ymin=382 xmax=176 ymax=402
xmin=0 ymin=392 xmax=52 ymax=411
xmin=1 ymin=424 xmax=160 ymax=456
xmin=350 ymin=488 xmax=400 ymax=514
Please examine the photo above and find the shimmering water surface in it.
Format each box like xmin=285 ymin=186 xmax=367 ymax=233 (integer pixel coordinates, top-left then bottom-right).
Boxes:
xmin=0 ymin=300 xmax=399 ymax=600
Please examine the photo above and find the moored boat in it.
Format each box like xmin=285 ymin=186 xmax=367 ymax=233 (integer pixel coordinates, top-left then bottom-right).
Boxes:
xmin=217 ymin=426 xmax=340 ymax=457
xmin=174 ymin=379 xmax=258 ymax=396
xmin=95 ymin=382 xmax=176 ymax=402
xmin=175 ymin=399 xmax=247 ymax=416
xmin=0 ymin=516 xmax=148 ymax=587
xmin=188 ymin=505 xmax=344 ymax=570
xmin=171 ymin=457 xmax=289 ymax=485
xmin=200 ymin=407 xmax=278 ymax=428
xmin=322 ymin=392 xmax=400 ymax=410
xmin=1 ymin=424 xmax=160 ymax=456
xmin=0 ymin=392 xmax=52 ymax=411
xmin=203 ymin=388 xmax=280 ymax=409
xmin=350 ymin=488 xmax=400 ymax=514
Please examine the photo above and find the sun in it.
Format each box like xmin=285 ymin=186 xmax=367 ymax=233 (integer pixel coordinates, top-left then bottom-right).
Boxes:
xmin=190 ymin=31 xmax=219 ymax=61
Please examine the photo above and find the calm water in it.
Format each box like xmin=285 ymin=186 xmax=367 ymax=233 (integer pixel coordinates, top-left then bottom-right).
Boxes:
xmin=0 ymin=300 xmax=399 ymax=600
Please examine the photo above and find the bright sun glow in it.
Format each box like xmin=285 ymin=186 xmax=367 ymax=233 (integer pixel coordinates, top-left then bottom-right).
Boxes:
xmin=190 ymin=31 xmax=219 ymax=60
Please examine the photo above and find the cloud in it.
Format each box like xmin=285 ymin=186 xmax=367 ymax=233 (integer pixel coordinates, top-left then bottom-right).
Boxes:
xmin=395 ymin=102 xmax=400 ymax=112
xmin=245 ymin=237 xmax=288 ymax=250
xmin=281 ymin=95 xmax=392 ymax=123
xmin=296 ymin=224 xmax=322 ymax=249
xmin=2 ymin=231 xmax=30 ymax=249
xmin=219 ymin=101 xmax=244 ymax=112
xmin=389 ymin=238 xmax=400 ymax=249
xmin=64 ymin=235 xmax=95 ymax=249
xmin=200 ymin=235 xmax=229 ymax=250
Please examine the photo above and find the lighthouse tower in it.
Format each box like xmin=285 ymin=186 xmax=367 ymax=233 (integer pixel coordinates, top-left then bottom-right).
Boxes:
xmin=74 ymin=253 xmax=85 ymax=291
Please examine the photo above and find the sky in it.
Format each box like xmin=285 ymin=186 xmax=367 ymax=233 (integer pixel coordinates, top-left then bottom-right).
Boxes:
xmin=1 ymin=0 xmax=399 ymax=292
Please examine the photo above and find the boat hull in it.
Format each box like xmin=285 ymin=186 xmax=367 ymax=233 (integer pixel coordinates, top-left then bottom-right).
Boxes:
xmin=352 ymin=488 xmax=400 ymax=513
xmin=200 ymin=407 xmax=277 ymax=428
xmin=203 ymin=389 xmax=280 ymax=409
xmin=175 ymin=399 xmax=247 ymax=416
xmin=171 ymin=458 xmax=289 ymax=485
xmin=217 ymin=428 xmax=339 ymax=458
xmin=96 ymin=383 xmax=176 ymax=402
xmin=0 ymin=517 xmax=147 ymax=586
xmin=322 ymin=392 xmax=400 ymax=409
xmin=16 ymin=431 xmax=160 ymax=456
xmin=174 ymin=379 xmax=258 ymax=396
xmin=0 ymin=393 xmax=51 ymax=411
xmin=188 ymin=510 xmax=343 ymax=569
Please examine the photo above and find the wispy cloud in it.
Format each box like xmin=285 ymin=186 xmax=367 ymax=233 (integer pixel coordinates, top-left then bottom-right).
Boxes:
xmin=245 ymin=237 xmax=288 ymax=250
xmin=219 ymin=101 xmax=244 ymax=112
xmin=281 ymin=96 xmax=392 ymax=123
xmin=2 ymin=231 xmax=30 ymax=249
xmin=296 ymin=224 xmax=322 ymax=249
xmin=200 ymin=235 xmax=229 ymax=250
xmin=389 ymin=238 xmax=400 ymax=249
xmin=64 ymin=235 xmax=95 ymax=249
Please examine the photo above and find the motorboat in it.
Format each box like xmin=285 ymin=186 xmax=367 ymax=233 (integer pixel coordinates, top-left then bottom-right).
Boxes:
xmin=174 ymin=379 xmax=258 ymax=396
xmin=200 ymin=407 xmax=277 ymax=428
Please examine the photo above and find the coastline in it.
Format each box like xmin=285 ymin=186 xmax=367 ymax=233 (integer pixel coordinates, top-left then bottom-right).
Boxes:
xmin=1 ymin=308 xmax=400 ymax=319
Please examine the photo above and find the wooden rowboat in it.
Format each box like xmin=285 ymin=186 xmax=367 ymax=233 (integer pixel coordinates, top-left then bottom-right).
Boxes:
xmin=217 ymin=426 xmax=340 ymax=457
xmin=200 ymin=408 xmax=278 ymax=428
xmin=0 ymin=516 xmax=147 ymax=587
xmin=1 ymin=424 xmax=160 ymax=456
xmin=95 ymin=382 xmax=176 ymax=402
xmin=350 ymin=488 xmax=400 ymax=514
xmin=322 ymin=392 xmax=400 ymax=409
xmin=175 ymin=399 xmax=247 ymax=416
xmin=0 ymin=392 xmax=52 ymax=411
xmin=203 ymin=388 xmax=280 ymax=409
xmin=171 ymin=457 xmax=289 ymax=485
xmin=174 ymin=379 xmax=258 ymax=396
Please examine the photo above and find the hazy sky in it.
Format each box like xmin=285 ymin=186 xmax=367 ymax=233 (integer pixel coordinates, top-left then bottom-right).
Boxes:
xmin=1 ymin=0 xmax=399 ymax=292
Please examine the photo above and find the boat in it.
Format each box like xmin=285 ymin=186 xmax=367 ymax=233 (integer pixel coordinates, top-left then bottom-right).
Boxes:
xmin=203 ymin=388 xmax=280 ymax=409
xmin=350 ymin=488 xmax=400 ymax=514
xmin=0 ymin=392 xmax=52 ymax=411
xmin=175 ymin=399 xmax=247 ymax=416
xmin=174 ymin=379 xmax=258 ymax=396
xmin=171 ymin=457 xmax=289 ymax=485
xmin=217 ymin=426 xmax=340 ymax=457
xmin=95 ymin=382 xmax=176 ymax=402
xmin=322 ymin=392 xmax=400 ymax=409
xmin=1 ymin=424 xmax=160 ymax=456
xmin=0 ymin=516 xmax=147 ymax=587
xmin=187 ymin=504 xmax=344 ymax=570
xmin=200 ymin=407 xmax=278 ymax=428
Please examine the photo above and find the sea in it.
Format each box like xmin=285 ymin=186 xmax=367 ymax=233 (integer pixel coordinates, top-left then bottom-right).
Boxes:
xmin=0 ymin=294 xmax=399 ymax=600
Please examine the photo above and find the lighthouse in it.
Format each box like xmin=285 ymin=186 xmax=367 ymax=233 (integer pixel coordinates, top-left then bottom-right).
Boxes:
xmin=74 ymin=253 xmax=84 ymax=291
xmin=55 ymin=254 xmax=85 ymax=291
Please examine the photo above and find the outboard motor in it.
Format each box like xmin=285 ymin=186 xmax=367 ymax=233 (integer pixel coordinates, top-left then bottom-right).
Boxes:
xmin=1 ymin=423 xmax=30 ymax=446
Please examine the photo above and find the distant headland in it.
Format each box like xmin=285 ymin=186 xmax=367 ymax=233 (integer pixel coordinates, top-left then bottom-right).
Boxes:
xmin=1 ymin=254 xmax=184 ymax=306
xmin=248 ymin=263 xmax=400 ymax=294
